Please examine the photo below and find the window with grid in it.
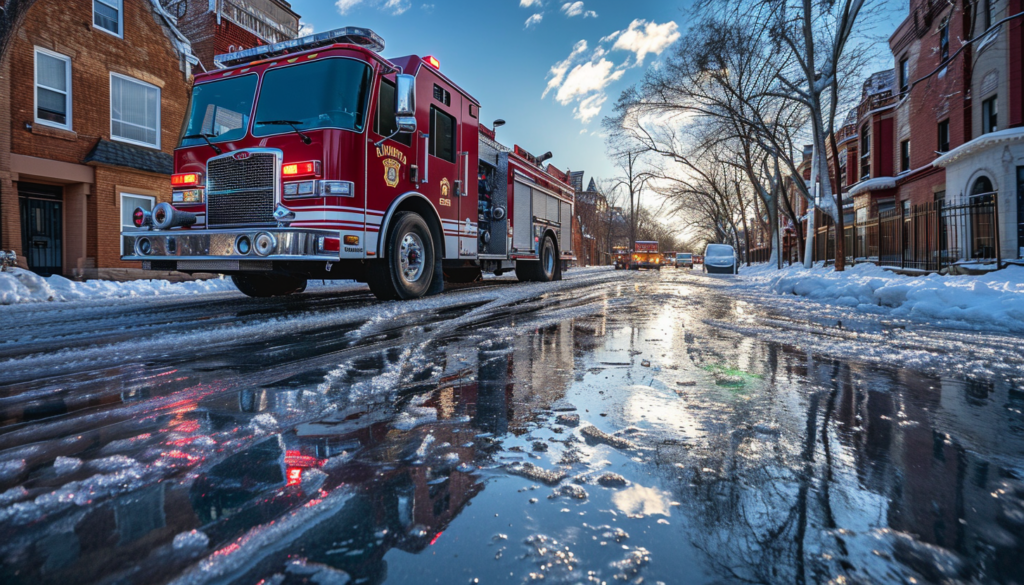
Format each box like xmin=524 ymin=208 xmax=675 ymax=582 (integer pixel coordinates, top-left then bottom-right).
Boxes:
xmin=111 ymin=74 xmax=160 ymax=148
xmin=94 ymin=0 xmax=122 ymax=37
xmin=860 ymin=124 xmax=871 ymax=181
xmin=35 ymin=48 xmax=71 ymax=129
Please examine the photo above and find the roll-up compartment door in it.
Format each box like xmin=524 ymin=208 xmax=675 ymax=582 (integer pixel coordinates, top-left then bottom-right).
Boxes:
xmin=560 ymin=201 xmax=572 ymax=252
xmin=513 ymin=180 xmax=533 ymax=250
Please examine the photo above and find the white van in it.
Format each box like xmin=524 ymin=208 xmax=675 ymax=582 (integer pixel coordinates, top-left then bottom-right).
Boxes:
xmin=702 ymin=244 xmax=738 ymax=274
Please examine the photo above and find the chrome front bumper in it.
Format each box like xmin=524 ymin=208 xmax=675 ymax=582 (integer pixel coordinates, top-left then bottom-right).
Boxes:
xmin=121 ymin=228 xmax=342 ymax=272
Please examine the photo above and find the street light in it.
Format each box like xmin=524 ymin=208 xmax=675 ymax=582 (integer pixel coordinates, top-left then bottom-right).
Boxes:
xmin=492 ymin=119 xmax=505 ymax=137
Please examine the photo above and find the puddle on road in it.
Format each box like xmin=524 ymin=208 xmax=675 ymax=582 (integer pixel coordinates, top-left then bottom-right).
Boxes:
xmin=0 ymin=274 xmax=1023 ymax=584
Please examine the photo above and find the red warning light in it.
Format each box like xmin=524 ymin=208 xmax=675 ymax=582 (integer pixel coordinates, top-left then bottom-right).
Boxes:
xmin=424 ymin=55 xmax=440 ymax=70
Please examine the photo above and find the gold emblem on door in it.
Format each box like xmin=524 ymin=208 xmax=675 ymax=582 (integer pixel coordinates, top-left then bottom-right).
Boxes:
xmin=383 ymin=159 xmax=401 ymax=188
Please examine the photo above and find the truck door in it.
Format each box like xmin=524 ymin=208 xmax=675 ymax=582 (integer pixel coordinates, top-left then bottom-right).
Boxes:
xmin=370 ymin=76 xmax=416 ymax=239
xmin=426 ymin=84 xmax=460 ymax=259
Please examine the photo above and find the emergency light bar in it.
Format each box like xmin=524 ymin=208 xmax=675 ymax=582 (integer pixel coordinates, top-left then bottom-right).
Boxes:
xmin=214 ymin=27 xmax=386 ymax=69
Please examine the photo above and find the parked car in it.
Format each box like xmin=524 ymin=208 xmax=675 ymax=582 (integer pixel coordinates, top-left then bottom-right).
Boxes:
xmin=675 ymin=252 xmax=693 ymax=268
xmin=702 ymin=244 xmax=738 ymax=274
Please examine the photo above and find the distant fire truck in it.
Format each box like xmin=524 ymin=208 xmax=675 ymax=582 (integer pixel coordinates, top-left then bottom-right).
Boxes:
xmin=630 ymin=241 xmax=660 ymax=270
xmin=612 ymin=246 xmax=629 ymax=269
xmin=122 ymin=28 xmax=574 ymax=299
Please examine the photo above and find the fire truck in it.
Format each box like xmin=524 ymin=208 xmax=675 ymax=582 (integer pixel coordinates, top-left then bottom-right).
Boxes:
xmin=630 ymin=241 xmax=661 ymax=270
xmin=121 ymin=28 xmax=574 ymax=300
xmin=612 ymin=246 xmax=629 ymax=270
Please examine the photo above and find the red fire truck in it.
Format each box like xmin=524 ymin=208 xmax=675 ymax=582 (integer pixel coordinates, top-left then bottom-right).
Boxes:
xmin=122 ymin=28 xmax=574 ymax=300
xmin=630 ymin=241 xmax=661 ymax=270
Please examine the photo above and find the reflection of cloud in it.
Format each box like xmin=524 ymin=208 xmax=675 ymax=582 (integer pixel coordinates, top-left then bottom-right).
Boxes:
xmin=612 ymin=484 xmax=671 ymax=517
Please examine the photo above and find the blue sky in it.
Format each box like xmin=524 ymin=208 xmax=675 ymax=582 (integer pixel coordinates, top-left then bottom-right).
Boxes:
xmin=286 ymin=0 xmax=908 ymax=186
xmin=286 ymin=0 xmax=692 ymax=183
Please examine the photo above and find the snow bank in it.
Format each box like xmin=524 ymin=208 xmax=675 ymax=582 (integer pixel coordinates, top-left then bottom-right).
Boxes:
xmin=737 ymin=263 xmax=1024 ymax=332
xmin=0 ymin=267 xmax=235 ymax=305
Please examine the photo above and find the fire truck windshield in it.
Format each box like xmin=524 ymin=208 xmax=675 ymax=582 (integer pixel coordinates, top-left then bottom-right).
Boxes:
xmin=253 ymin=58 xmax=373 ymax=137
xmin=179 ymin=75 xmax=258 ymax=147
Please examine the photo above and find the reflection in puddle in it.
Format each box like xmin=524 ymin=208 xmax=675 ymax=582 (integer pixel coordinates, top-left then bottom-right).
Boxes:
xmin=611 ymin=484 xmax=672 ymax=518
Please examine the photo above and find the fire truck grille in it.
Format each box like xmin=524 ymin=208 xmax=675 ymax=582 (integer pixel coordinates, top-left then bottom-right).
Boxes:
xmin=206 ymin=152 xmax=277 ymax=227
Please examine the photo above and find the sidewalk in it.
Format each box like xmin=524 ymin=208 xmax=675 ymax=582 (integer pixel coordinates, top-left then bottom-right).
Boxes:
xmin=734 ymin=262 xmax=1024 ymax=333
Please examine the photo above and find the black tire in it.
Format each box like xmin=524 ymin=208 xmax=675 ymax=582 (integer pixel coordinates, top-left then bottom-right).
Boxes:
xmin=232 ymin=273 xmax=307 ymax=298
xmin=515 ymin=235 xmax=557 ymax=282
xmin=444 ymin=267 xmax=482 ymax=284
xmin=367 ymin=211 xmax=435 ymax=300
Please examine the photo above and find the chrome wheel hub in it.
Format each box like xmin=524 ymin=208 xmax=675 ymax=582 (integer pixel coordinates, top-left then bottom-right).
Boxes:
xmin=399 ymin=232 xmax=426 ymax=283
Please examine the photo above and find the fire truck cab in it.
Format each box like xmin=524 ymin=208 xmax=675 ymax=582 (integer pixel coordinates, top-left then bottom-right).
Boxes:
xmin=121 ymin=27 xmax=574 ymax=300
xmin=630 ymin=241 xmax=660 ymax=270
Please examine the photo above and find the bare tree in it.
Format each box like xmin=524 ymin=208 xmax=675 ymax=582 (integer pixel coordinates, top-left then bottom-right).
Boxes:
xmin=605 ymin=149 xmax=656 ymax=250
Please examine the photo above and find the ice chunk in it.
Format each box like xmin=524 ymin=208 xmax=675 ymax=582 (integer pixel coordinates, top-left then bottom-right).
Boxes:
xmin=173 ymin=529 xmax=210 ymax=550
xmin=505 ymin=462 xmax=567 ymax=486
xmin=53 ymin=456 xmax=83 ymax=476
xmin=549 ymin=484 xmax=588 ymax=500
xmin=580 ymin=425 xmax=637 ymax=450
xmin=556 ymin=413 xmax=580 ymax=427
xmin=596 ymin=472 xmax=629 ymax=487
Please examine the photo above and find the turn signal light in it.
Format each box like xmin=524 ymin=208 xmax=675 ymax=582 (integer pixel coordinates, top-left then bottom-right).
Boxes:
xmin=282 ymin=161 xmax=321 ymax=178
xmin=343 ymin=235 xmax=360 ymax=246
xmin=424 ymin=55 xmax=440 ymax=70
xmin=171 ymin=172 xmax=202 ymax=187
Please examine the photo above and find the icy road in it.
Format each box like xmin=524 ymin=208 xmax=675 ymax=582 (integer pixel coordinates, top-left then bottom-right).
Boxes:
xmin=1 ymin=267 xmax=1023 ymax=584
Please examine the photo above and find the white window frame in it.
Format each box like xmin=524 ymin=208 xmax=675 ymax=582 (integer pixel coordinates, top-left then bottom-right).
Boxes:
xmin=93 ymin=0 xmax=124 ymax=39
xmin=110 ymin=73 xmax=161 ymax=149
xmin=34 ymin=47 xmax=73 ymax=131
xmin=120 ymin=193 xmax=156 ymax=254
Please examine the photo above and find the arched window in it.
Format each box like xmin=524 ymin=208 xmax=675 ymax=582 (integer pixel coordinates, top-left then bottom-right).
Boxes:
xmin=970 ymin=176 xmax=994 ymax=203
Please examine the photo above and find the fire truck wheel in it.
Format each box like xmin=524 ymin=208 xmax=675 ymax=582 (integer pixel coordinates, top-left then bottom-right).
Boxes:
xmin=231 ymin=274 xmax=307 ymax=298
xmin=516 ymin=235 xmax=557 ymax=283
xmin=367 ymin=211 xmax=435 ymax=300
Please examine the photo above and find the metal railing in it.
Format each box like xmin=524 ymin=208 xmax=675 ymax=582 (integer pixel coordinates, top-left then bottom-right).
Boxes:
xmin=810 ymin=199 xmax=1001 ymax=271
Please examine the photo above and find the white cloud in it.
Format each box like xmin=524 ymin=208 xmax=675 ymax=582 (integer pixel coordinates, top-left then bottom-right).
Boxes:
xmin=520 ymin=0 xmax=542 ymax=6
xmin=525 ymin=13 xmax=544 ymax=29
xmin=298 ymin=21 xmax=314 ymax=36
xmin=573 ymin=93 xmax=607 ymax=124
xmin=542 ymin=39 xmax=587 ymax=98
xmin=605 ymin=19 xmax=680 ymax=66
xmin=383 ymin=0 xmax=411 ymax=14
xmin=555 ymin=59 xmax=624 ymax=105
xmin=335 ymin=0 xmax=411 ymax=16
xmin=561 ymin=2 xmax=596 ymax=17
xmin=335 ymin=0 xmax=363 ymax=14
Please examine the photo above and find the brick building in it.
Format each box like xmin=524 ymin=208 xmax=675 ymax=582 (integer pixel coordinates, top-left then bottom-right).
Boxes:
xmin=164 ymin=0 xmax=301 ymax=71
xmin=0 ymin=0 xmax=197 ymax=278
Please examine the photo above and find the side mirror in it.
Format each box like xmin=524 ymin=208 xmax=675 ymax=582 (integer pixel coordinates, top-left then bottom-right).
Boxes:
xmin=395 ymin=74 xmax=416 ymax=128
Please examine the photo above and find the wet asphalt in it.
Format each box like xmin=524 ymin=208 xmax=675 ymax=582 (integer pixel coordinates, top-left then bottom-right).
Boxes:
xmin=0 ymin=267 xmax=1022 ymax=585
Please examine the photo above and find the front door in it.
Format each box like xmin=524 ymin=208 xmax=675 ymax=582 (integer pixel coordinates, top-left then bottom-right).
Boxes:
xmin=18 ymin=183 xmax=63 ymax=276
xmin=426 ymin=101 xmax=461 ymax=258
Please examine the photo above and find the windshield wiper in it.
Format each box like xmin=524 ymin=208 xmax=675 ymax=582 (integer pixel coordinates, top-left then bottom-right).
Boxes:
xmin=182 ymin=133 xmax=223 ymax=155
xmin=255 ymin=120 xmax=312 ymax=145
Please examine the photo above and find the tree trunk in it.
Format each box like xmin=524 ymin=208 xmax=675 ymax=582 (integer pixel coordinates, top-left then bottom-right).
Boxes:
xmin=830 ymin=131 xmax=846 ymax=271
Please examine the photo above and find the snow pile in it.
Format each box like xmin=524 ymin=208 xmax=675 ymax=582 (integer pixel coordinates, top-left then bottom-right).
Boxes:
xmin=0 ymin=267 xmax=236 ymax=305
xmin=738 ymin=263 xmax=1024 ymax=331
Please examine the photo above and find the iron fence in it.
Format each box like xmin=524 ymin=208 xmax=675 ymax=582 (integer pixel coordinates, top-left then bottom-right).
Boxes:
xmin=810 ymin=199 xmax=1001 ymax=271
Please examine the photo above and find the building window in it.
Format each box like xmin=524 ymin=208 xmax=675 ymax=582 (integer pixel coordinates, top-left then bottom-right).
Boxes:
xmin=983 ymin=0 xmax=993 ymax=31
xmin=120 ymin=193 xmax=155 ymax=254
xmin=900 ymin=140 xmax=911 ymax=172
xmin=940 ymin=21 xmax=949 ymax=62
xmin=110 ymin=74 xmax=160 ymax=148
xmin=938 ymin=119 xmax=950 ymax=153
xmin=34 ymin=48 xmax=72 ymax=130
xmin=428 ymin=106 xmax=456 ymax=163
xmin=94 ymin=0 xmax=122 ymax=37
xmin=899 ymin=57 xmax=909 ymax=97
xmin=860 ymin=124 xmax=871 ymax=181
xmin=982 ymin=96 xmax=997 ymax=134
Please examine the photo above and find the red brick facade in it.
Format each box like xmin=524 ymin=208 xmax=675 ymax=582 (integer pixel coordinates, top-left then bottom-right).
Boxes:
xmin=172 ymin=0 xmax=301 ymax=71
xmin=0 ymin=0 xmax=194 ymax=278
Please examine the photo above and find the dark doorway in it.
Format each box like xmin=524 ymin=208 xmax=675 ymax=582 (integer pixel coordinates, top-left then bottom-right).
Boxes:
xmin=18 ymin=182 xmax=63 ymax=276
xmin=1017 ymin=167 xmax=1024 ymax=256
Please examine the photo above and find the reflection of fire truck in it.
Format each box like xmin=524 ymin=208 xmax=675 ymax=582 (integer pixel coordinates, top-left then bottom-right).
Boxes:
xmin=612 ymin=246 xmax=629 ymax=269
xmin=122 ymin=27 xmax=574 ymax=300
xmin=630 ymin=241 xmax=661 ymax=270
